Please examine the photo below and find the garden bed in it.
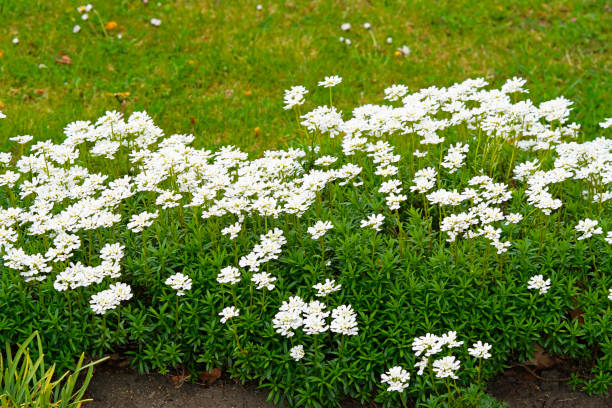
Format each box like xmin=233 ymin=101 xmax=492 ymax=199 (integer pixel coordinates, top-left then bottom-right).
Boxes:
xmin=84 ymin=362 xmax=611 ymax=408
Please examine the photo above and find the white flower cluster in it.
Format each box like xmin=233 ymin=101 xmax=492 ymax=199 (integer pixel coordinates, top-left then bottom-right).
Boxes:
xmin=381 ymin=366 xmax=410 ymax=392
xmin=283 ymin=86 xmax=308 ymax=110
xmin=290 ymin=344 xmax=305 ymax=361
xmin=272 ymin=295 xmax=358 ymax=338
xmin=360 ymin=213 xmax=384 ymax=231
xmin=410 ymin=167 xmax=437 ymax=194
xmin=412 ymin=331 xmax=465 ymax=378
xmin=89 ymin=282 xmax=133 ymax=315
xmin=217 ymin=266 xmax=241 ymax=285
xmin=308 ymin=220 xmax=333 ymax=239
xmin=219 ymin=306 xmax=239 ymax=323
xmin=468 ymin=340 xmax=492 ymax=359
xmin=52 ymin=242 xmax=124 ymax=291
xmin=0 ymin=107 xmax=368 ymax=315
xmin=127 ymin=210 xmax=159 ymax=233
xmin=575 ymin=218 xmax=602 ymax=240
xmin=239 ymin=228 xmax=286 ymax=272
xmin=382 ymin=332 xmax=491 ymax=393
xmin=441 ymin=142 xmax=469 ymax=174
xmin=528 ymin=274 xmax=551 ymax=294
xmin=313 ymin=278 xmax=341 ymax=297
xmin=318 ymin=75 xmax=342 ymax=88
xmin=165 ymin=272 xmax=192 ymax=296
xmin=431 ymin=175 xmax=515 ymax=252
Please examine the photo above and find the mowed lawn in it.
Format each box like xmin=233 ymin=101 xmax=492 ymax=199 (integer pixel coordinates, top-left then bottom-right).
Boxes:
xmin=0 ymin=0 xmax=610 ymax=151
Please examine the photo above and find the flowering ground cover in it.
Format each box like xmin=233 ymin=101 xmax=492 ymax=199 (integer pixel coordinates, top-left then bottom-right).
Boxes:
xmin=1 ymin=1 xmax=611 ymax=408
xmin=1 ymin=76 xmax=611 ymax=407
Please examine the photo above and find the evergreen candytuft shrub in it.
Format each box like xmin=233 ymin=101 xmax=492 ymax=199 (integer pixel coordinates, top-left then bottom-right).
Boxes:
xmin=0 ymin=77 xmax=611 ymax=406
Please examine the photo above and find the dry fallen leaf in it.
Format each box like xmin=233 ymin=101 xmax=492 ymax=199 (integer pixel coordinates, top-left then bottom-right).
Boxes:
xmin=254 ymin=127 xmax=261 ymax=137
xmin=171 ymin=374 xmax=189 ymax=385
xmin=525 ymin=344 xmax=557 ymax=369
xmin=55 ymin=55 xmax=72 ymax=65
xmin=198 ymin=368 xmax=221 ymax=385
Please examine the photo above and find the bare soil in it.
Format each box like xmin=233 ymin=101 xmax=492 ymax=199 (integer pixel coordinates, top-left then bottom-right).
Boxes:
xmin=488 ymin=367 xmax=612 ymax=408
xmin=84 ymin=363 xmax=611 ymax=408
xmin=85 ymin=367 xmax=273 ymax=408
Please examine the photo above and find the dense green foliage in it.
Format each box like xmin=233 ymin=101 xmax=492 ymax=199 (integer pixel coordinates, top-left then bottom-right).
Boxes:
xmin=0 ymin=1 xmax=611 ymax=408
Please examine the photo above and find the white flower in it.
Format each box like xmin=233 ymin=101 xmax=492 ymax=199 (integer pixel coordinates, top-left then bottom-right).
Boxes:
xmin=415 ymin=357 xmax=428 ymax=376
xmin=608 ymin=289 xmax=612 ymax=301
xmin=318 ymin=75 xmax=342 ymax=88
xmin=78 ymin=4 xmax=93 ymax=13
xmin=528 ymin=274 xmax=551 ymax=294
xmin=127 ymin=210 xmax=158 ymax=233
xmin=381 ymin=366 xmax=410 ymax=392
xmin=313 ymin=279 xmax=341 ymax=297
xmin=217 ymin=266 xmax=241 ymax=285
xmin=81 ymin=13 xmax=89 ymax=20
xmin=344 ymin=38 xmax=351 ymax=46
xmin=73 ymin=25 xmax=81 ymax=33
xmin=100 ymin=243 xmax=125 ymax=264
xmin=360 ymin=214 xmax=384 ymax=231
xmin=412 ymin=333 xmax=443 ymax=357
xmin=330 ymin=304 xmax=358 ymax=336
xmin=314 ymin=155 xmax=337 ymax=166
xmin=363 ymin=22 xmax=371 ymax=30
xmin=340 ymin=23 xmax=351 ymax=31
xmin=440 ymin=331 xmax=464 ymax=348
xmin=252 ymin=271 xmax=277 ymax=290
xmin=0 ymin=110 xmax=5 ymax=119
xmin=397 ymin=45 xmax=410 ymax=55
xmin=12 ymin=37 xmax=19 ymax=44
xmin=219 ymin=306 xmax=239 ymax=323
xmin=575 ymin=218 xmax=602 ymax=240
xmin=290 ymin=345 xmax=304 ymax=361
xmin=256 ymin=4 xmax=262 ymax=10
xmin=383 ymin=84 xmax=409 ymax=101
xmin=432 ymin=356 xmax=460 ymax=379
xmin=283 ymin=85 xmax=308 ymax=110
xmin=468 ymin=341 xmax=492 ymax=359
xmin=89 ymin=283 xmax=133 ymax=315
xmin=156 ymin=191 xmax=181 ymax=209
xmin=165 ymin=272 xmax=192 ymax=296
xmin=386 ymin=36 xmax=392 ymax=44
xmin=150 ymin=18 xmax=162 ymax=26
xmin=505 ymin=213 xmax=523 ymax=224
xmin=605 ymin=232 xmax=612 ymax=244
xmin=599 ymin=118 xmax=612 ymax=128
xmin=308 ymin=220 xmax=333 ymax=239
xmin=221 ymin=221 xmax=242 ymax=240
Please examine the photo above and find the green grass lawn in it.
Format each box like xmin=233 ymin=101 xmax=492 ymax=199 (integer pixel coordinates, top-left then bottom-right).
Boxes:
xmin=1 ymin=0 xmax=610 ymax=150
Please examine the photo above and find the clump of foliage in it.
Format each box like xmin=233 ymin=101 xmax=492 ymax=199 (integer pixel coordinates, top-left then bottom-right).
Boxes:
xmin=0 ymin=77 xmax=611 ymax=407
xmin=0 ymin=331 xmax=105 ymax=408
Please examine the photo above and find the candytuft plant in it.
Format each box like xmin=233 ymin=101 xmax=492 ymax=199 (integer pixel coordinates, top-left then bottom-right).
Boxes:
xmin=0 ymin=77 xmax=611 ymax=407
